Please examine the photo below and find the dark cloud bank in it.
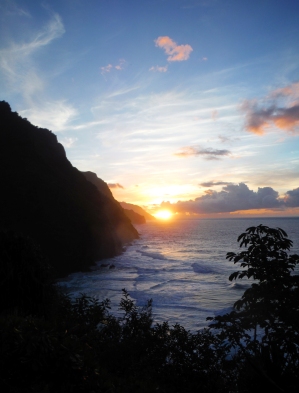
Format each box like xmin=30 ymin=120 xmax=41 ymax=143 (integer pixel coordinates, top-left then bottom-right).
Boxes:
xmin=175 ymin=146 xmax=231 ymax=160
xmin=161 ymin=183 xmax=299 ymax=214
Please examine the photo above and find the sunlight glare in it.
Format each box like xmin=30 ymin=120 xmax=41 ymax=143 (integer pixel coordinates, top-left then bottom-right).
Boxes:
xmin=154 ymin=209 xmax=173 ymax=220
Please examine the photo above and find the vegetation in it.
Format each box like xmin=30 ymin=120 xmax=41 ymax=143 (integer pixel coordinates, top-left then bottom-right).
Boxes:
xmin=208 ymin=225 xmax=299 ymax=392
xmin=0 ymin=225 xmax=298 ymax=392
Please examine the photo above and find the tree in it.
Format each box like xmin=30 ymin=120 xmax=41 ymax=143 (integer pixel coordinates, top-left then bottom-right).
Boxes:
xmin=208 ymin=225 xmax=299 ymax=391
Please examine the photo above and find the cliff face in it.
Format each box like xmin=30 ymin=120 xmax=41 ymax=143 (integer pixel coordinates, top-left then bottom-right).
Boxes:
xmin=82 ymin=172 xmax=147 ymax=224
xmin=82 ymin=171 xmax=114 ymax=199
xmin=120 ymin=202 xmax=156 ymax=221
xmin=123 ymin=209 xmax=146 ymax=224
xmin=0 ymin=101 xmax=138 ymax=277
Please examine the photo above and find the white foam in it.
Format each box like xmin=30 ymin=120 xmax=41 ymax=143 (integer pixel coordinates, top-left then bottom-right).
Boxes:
xmin=136 ymin=250 xmax=168 ymax=260
xmin=191 ymin=262 xmax=215 ymax=274
xmin=58 ymin=217 xmax=299 ymax=331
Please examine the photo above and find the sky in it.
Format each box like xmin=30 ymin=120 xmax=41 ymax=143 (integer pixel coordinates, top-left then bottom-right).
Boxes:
xmin=1 ymin=0 xmax=299 ymax=217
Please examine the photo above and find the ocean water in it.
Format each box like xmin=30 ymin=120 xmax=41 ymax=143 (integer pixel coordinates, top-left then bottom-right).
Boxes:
xmin=59 ymin=217 xmax=299 ymax=331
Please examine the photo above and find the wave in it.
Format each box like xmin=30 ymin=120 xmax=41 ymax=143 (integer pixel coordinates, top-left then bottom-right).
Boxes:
xmin=136 ymin=250 xmax=168 ymax=260
xmin=191 ymin=262 xmax=215 ymax=274
xmin=229 ymin=282 xmax=250 ymax=290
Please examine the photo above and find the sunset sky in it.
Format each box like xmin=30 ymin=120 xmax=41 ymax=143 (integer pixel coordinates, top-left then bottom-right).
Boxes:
xmin=1 ymin=0 xmax=299 ymax=217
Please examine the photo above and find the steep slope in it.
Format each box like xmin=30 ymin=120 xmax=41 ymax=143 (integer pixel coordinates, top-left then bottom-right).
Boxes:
xmin=0 ymin=101 xmax=138 ymax=277
xmin=120 ymin=202 xmax=156 ymax=221
xmin=82 ymin=171 xmax=146 ymax=224
xmin=82 ymin=171 xmax=114 ymax=199
xmin=123 ymin=209 xmax=146 ymax=224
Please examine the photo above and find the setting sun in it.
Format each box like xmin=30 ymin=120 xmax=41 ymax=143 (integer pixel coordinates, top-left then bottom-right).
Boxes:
xmin=154 ymin=209 xmax=173 ymax=220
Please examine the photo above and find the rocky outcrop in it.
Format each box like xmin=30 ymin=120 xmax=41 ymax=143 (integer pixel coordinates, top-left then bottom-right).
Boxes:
xmin=0 ymin=101 xmax=138 ymax=277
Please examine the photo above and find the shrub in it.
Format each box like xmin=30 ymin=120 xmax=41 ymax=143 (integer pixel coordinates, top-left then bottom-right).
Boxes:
xmin=208 ymin=225 xmax=299 ymax=392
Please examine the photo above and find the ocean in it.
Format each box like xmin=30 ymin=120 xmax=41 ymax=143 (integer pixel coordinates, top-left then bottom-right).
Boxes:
xmin=59 ymin=217 xmax=299 ymax=331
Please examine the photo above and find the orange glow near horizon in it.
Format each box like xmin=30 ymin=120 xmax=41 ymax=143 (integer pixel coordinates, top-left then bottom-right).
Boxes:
xmin=154 ymin=209 xmax=173 ymax=220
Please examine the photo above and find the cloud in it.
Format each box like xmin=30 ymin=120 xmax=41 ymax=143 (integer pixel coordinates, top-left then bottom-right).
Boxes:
xmin=284 ymin=187 xmax=299 ymax=207
xmin=0 ymin=0 xmax=31 ymax=17
xmin=20 ymin=100 xmax=77 ymax=132
xmin=0 ymin=12 xmax=64 ymax=98
xmin=101 ymin=59 xmax=126 ymax=74
xmin=100 ymin=64 xmax=113 ymax=74
xmin=161 ymin=183 xmax=299 ymax=214
xmin=270 ymin=82 xmax=299 ymax=99
xmin=218 ymin=134 xmax=234 ymax=143
xmin=242 ymin=82 xmax=299 ymax=134
xmin=59 ymin=137 xmax=78 ymax=148
xmin=175 ymin=146 xmax=231 ymax=160
xmin=211 ymin=109 xmax=218 ymax=120
xmin=199 ymin=181 xmax=233 ymax=187
xmin=115 ymin=58 xmax=126 ymax=70
xmin=154 ymin=36 xmax=193 ymax=62
xmin=108 ymin=183 xmax=124 ymax=189
xmin=149 ymin=65 xmax=168 ymax=72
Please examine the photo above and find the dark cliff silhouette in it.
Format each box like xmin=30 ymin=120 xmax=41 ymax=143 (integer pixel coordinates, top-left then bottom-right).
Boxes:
xmin=122 ymin=209 xmax=146 ymax=224
xmin=82 ymin=171 xmax=115 ymax=199
xmin=82 ymin=171 xmax=146 ymax=224
xmin=120 ymin=202 xmax=156 ymax=221
xmin=0 ymin=101 xmax=138 ymax=277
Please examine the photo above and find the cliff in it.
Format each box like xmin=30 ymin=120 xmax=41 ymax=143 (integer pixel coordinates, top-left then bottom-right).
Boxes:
xmin=0 ymin=101 xmax=139 ymax=277
xmin=82 ymin=171 xmax=114 ymax=199
xmin=123 ymin=209 xmax=146 ymax=224
xmin=120 ymin=202 xmax=156 ymax=221
xmin=82 ymin=171 xmax=146 ymax=224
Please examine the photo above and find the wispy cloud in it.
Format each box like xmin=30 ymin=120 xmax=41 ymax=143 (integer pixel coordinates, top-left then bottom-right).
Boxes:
xmin=100 ymin=59 xmax=126 ymax=75
xmin=270 ymin=82 xmax=299 ymax=99
xmin=149 ymin=65 xmax=168 ymax=72
xmin=0 ymin=12 xmax=64 ymax=99
xmin=108 ymin=183 xmax=124 ymax=189
xmin=211 ymin=109 xmax=218 ymax=120
xmin=242 ymin=82 xmax=299 ymax=135
xmin=154 ymin=36 xmax=193 ymax=62
xmin=100 ymin=64 xmax=113 ymax=74
xmin=199 ymin=181 xmax=233 ymax=187
xmin=59 ymin=137 xmax=78 ymax=148
xmin=20 ymin=100 xmax=77 ymax=132
xmin=175 ymin=146 xmax=231 ymax=160
xmin=218 ymin=134 xmax=234 ymax=143
xmin=115 ymin=59 xmax=126 ymax=70
xmin=0 ymin=0 xmax=31 ymax=17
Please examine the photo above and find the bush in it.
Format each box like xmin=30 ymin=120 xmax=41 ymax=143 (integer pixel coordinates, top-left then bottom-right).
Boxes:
xmin=1 ymin=224 xmax=299 ymax=392
xmin=208 ymin=225 xmax=299 ymax=392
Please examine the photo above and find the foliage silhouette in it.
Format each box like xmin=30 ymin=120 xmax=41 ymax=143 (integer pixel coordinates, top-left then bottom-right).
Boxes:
xmin=208 ymin=224 xmax=299 ymax=392
xmin=1 ymin=224 xmax=299 ymax=392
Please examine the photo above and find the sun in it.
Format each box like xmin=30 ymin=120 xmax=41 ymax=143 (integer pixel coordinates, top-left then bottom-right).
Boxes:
xmin=154 ymin=209 xmax=173 ymax=220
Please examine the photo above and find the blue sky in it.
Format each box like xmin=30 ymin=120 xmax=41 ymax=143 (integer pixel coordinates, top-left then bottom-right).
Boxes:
xmin=1 ymin=0 xmax=299 ymax=216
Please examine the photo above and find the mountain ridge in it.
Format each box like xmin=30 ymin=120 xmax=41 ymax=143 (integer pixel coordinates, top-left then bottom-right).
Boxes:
xmin=120 ymin=202 xmax=156 ymax=221
xmin=0 ymin=101 xmax=138 ymax=277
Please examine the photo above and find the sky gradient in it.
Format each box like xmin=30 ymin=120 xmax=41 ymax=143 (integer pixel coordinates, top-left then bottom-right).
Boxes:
xmin=1 ymin=0 xmax=299 ymax=217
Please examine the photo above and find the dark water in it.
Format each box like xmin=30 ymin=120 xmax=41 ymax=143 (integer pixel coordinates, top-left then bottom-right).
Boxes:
xmin=59 ymin=217 xmax=299 ymax=331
